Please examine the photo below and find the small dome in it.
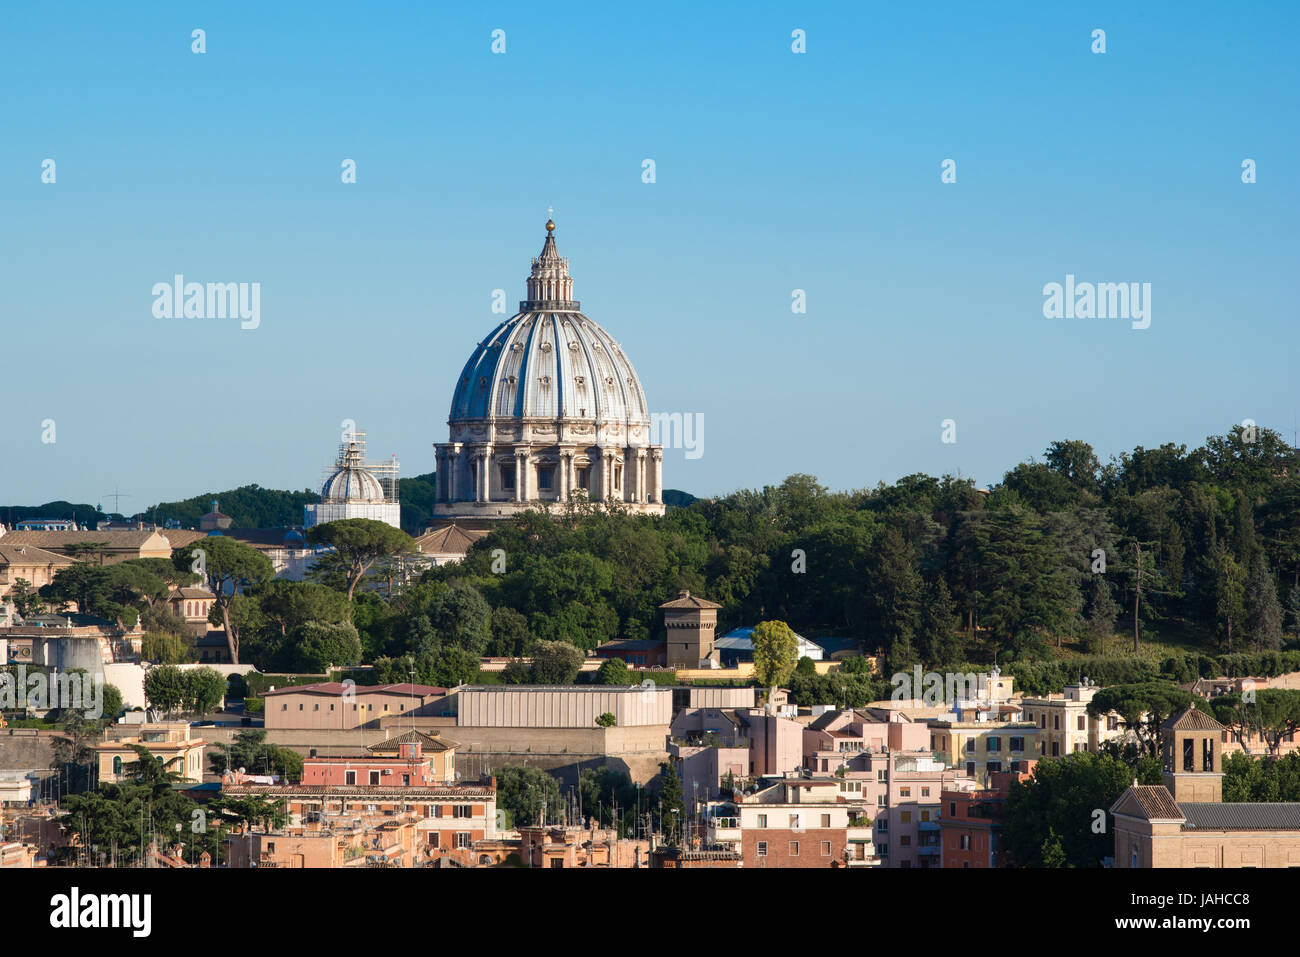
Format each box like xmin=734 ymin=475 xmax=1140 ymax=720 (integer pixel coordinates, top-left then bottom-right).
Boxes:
xmin=321 ymin=443 xmax=387 ymax=503
xmin=283 ymin=529 xmax=306 ymax=546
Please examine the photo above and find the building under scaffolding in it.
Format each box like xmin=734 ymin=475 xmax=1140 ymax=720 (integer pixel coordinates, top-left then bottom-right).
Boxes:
xmin=303 ymin=429 xmax=402 ymax=530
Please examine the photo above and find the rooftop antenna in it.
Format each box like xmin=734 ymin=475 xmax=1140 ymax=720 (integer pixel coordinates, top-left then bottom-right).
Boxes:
xmin=103 ymin=487 xmax=130 ymax=515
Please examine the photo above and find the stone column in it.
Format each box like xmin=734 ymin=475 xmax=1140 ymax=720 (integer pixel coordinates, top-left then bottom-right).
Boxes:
xmin=515 ymin=448 xmax=528 ymax=502
xmin=651 ymin=449 xmax=663 ymax=503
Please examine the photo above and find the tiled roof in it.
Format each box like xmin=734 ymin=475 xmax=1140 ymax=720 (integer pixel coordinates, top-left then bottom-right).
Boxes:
xmin=1129 ymin=785 xmax=1185 ymax=820
xmin=367 ymin=729 xmax=458 ymax=753
xmin=0 ymin=530 xmax=163 ymax=548
xmin=1181 ymin=803 xmax=1300 ymax=831
xmin=262 ymin=682 xmax=448 ymax=697
xmin=1162 ymin=708 xmax=1225 ymax=732
xmin=160 ymin=530 xmax=208 ymax=548
xmin=169 ymin=586 xmax=216 ymax=599
xmin=0 ymin=544 xmax=75 ymax=566
xmin=659 ymin=590 xmax=722 ymax=610
xmin=415 ymin=524 xmax=491 ymax=556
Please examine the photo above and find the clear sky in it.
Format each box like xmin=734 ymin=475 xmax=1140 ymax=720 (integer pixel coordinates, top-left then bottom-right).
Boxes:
xmin=1 ymin=1 xmax=1296 ymax=512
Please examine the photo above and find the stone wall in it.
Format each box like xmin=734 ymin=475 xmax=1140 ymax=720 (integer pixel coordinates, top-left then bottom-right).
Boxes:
xmin=196 ymin=722 xmax=671 ymax=787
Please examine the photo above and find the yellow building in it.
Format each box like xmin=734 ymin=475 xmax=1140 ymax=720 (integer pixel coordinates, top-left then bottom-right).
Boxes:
xmin=1111 ymin=709 xmax=1300 ymax=868
xmin=94 ymin=721 xmax=205 ymax=784
xmin=1021 ymin=682 xmax=1127 ymax=758
xmin=928 ymin=712 xmax=1039 ymax=786
xmin=0 ymin=544 xmax=74 ymax=609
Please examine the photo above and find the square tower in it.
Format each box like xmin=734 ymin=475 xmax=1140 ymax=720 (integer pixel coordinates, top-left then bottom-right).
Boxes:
xmin=1161 ymin=709 xmax=1225 ymax=804
xmin=659 ymin=590 xmax=721 ymax=669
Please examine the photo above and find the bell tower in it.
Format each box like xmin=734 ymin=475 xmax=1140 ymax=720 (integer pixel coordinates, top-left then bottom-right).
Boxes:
xmin=1161 ymin=709 xmax=1224 ymax=804
xmin=660 ymin=591 xmax=722 ymax=669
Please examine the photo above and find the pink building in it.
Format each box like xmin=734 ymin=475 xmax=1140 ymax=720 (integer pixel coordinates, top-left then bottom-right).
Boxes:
xmin=744 ymin=710 xmax=804 ymax=777
xmin=803 ymin=707 xmax=929 ymax=770
xmin=300 ymin=731 xmax=458 ymax=788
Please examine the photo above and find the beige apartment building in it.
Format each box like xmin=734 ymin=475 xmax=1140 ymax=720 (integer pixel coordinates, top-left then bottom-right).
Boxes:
xmin=929 ymin=707 xmax=1039 ymax=786
xmin=1021 ymin=682 xmax=1127 ymax=757
xmin=1111 ymin=709 xmax=1300 ymax=867
xmin=94 ymin=721 xmax=205 ymax=784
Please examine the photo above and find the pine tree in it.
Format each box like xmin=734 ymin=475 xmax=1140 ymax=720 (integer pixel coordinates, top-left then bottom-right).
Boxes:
xmin=918 ymin=578 xmax=960 ymax=666
xmin=657 ymin=761 xmax=685 ymax=845
xmin=1082 ymin=574 xmax=1119 ymax=654
xmin=1244 ymin=553 xmax=1283 ymax=649
xmin=1213 ymin=548 xmax=1247 ymax=650
xmin=866 ymin=527 xmax=923 ymax=674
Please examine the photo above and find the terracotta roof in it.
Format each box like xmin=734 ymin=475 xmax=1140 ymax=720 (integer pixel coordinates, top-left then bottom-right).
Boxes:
xmin=659 ymin=590 xmax=722 ymax=610
xmin=415 ymin=523 xmax=491 ymax=556
xmin=169 ymin=586 xmax=215 ymax=600
xmin=0 ymin=530 xmax=165 ymax=549
xmin=0 ymin=544 xmax=75 ymax=566
xmin=1127 ymin=785 xmax=1184 ymax=820
xmin=367 ymin=729 xmax=459 ymax=753
xmin=1162 ymin=708 xmax=1225 ymax=732
xmin=262 ymin=681 xmax=448 ymax=698
xmin=160 ymin=530 xmax=207 ymax=548
xmin=1181 ymin=803 xmax=1300 ymax=831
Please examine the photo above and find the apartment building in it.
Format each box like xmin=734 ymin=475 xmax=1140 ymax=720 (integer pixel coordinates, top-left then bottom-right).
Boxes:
xmin=939 ymin=765 xmax=1035 ymax=868
xmin=929 ymin=702 xmax=1038 ymax=786
xmin=94 ymin=721 xmax=205 ymax=784
xmin=519 ymin=824 xmax=650 ymax=868
xmin=1020 ymin=682 xmax=1126 ymax=757
xmin=803 ymin=707 xmax=929 ymax=770
xmin=222 ymin=777 xmax=498 ymax=865
xmin=704 ymin=778 xmax=876 ymax=868
xmin=300 ymin=731 xmax=457 ymax=787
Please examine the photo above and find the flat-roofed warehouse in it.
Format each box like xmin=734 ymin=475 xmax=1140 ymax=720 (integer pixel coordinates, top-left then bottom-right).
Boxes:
xmin=454 ymin=685 xmax=672 ymax=728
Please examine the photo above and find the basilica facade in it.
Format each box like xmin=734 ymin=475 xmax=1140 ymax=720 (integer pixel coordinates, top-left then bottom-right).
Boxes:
xmin=433 ymin=219 xmax=664 ymax=520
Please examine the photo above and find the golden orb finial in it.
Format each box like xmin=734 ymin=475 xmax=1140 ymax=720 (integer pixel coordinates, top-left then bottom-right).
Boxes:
xmin=546 ymin=205 xmax=555 ymax=232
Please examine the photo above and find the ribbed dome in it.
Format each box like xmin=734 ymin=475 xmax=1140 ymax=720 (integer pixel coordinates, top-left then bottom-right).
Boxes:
xmin=321 ymin=443 xmax=386 ymax=503
xmin=448 ymin=220 xmax=650 ymax=431
xmin=450 ymin=313 xmax=650 ymax=426
xmin=433 ymin=218 xmax=665 ymax=521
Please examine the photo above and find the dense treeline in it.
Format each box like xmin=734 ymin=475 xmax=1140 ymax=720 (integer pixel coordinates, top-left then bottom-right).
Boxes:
xmin=145 ymin=484 xmax=319 ymax=529
xmin=424 ymin=426 xmax=1300 ymax=675
xmin=31 ymin=425 xmax=1300 ymax=686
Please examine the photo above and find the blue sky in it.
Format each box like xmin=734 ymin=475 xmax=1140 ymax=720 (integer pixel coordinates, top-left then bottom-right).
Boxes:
xmin=2 ymin=1 xmax=1297 ymax=512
